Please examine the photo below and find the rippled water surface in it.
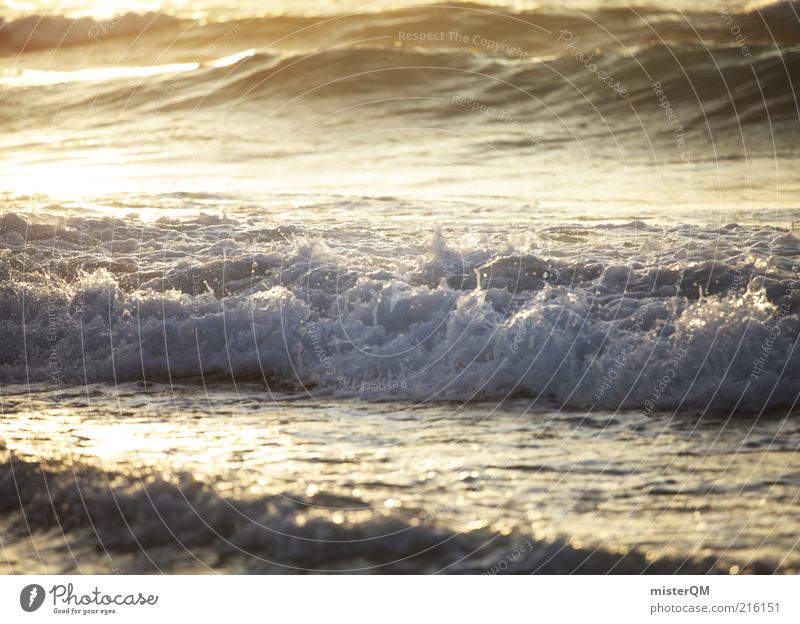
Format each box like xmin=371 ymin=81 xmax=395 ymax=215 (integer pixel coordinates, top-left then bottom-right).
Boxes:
xmin=0 ymin=383 xmax=797 ymax=573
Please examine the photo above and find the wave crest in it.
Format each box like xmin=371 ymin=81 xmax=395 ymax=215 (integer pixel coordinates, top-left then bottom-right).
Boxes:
xmin=3 ymin=2 xmax=799 ymax=56
xmin=2 ymin=212 xmax=798 ymax=413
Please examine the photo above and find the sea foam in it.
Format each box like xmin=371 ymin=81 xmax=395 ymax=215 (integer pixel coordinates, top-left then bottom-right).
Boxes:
xmin=2 ymin=212 xmax=798 ymax=413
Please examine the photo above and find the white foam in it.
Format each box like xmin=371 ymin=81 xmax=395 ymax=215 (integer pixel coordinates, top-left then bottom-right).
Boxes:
xmin=2 ymin=213 xmax=798 ymax=412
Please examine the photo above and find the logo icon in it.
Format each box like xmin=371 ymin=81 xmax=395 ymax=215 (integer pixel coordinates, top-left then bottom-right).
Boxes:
xmin=20 ymin=584 xmax=45 ymax=612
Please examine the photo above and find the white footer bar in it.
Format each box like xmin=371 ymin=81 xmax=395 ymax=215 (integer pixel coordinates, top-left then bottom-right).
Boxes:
xmin=1 ymin=575 xmax=797 ymax=623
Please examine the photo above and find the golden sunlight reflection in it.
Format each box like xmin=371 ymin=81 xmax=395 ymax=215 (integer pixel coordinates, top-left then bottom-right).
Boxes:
xmin=1 ymin=393 xmax=796 ymax=571
xmin=1 ymin=158 xmax=147 ymax=207
xmin=0 ymin=49 xmax=255 ymax=88
xmin=1 ymin=62 xmax=200 ymax=88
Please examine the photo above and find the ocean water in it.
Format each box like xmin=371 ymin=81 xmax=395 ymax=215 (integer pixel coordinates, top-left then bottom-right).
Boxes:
xmin=0 ymin=0 xmax=799 ymax=573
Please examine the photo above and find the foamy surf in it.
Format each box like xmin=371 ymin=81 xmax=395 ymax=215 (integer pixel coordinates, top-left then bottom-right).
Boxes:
xmin=2 ymin=210 xmax=798 ymax=413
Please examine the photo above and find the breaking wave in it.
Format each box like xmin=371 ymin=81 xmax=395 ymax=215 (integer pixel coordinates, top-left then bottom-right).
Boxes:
xmin=2 ymin=211 xmax=798 ymax=413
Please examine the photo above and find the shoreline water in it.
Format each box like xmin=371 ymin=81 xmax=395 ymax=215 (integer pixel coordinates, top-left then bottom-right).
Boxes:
xmin=1 ymin=384 xmax=797 ymax=574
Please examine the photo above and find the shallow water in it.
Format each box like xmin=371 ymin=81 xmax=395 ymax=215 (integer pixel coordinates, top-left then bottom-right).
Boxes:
xmin=0 ymin=383 xmax=798 ymax=573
